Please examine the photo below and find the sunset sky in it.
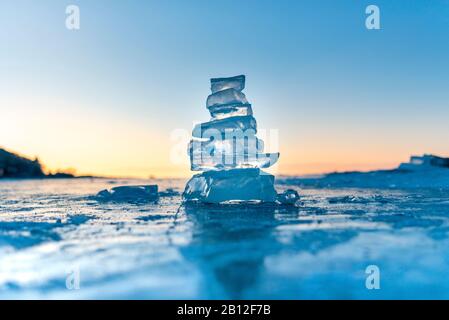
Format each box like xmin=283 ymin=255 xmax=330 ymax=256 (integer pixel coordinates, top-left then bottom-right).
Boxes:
xmin=1 ymin=0 xmax=449 ymax=178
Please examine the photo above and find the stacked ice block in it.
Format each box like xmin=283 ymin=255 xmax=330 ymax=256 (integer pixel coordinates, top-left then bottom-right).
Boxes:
xmin=183 ymin=75 xmax=280 ymax=204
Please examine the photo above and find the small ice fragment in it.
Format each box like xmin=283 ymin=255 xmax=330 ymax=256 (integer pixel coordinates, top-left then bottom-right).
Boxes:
xmin=192 ymin=115 xmax=257 ymax=138
xmin=95 ymin=185 xmax=158 ymax=202
xmin=208 ymin=103 xmax=253 ymax=120
xmin=183 ymin=168 xmax=277 ymax=204
xmin=277 ymin=189 xmax=300 ymax=205
xmin=211 ymin=75 xmax=245 ymax=93
xmin=206 ymin=88 xmax=248 ymax=109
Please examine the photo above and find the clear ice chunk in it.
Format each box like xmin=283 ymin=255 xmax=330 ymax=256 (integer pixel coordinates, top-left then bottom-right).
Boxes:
xmin=277 ymin=189 xmax=300 ymax=205
xmin=192 ymin=115 xmax=257 ymax=138
xmin=208 ymin=103 xmax=253 ymax=120
xmin=189 ymin=135 xmax=264 ymax=157
xmin=183 ymin=168 xmax=277 ymax=204
xmin=211 ymin=75 xmax=245 ymax=93
xmin=95 ymin=185 xmax=158 ymax=202
xmin=189 ymin=151 xmax=279 ymax=171
xmin=206 ymin=88 xmax=248 ymax=109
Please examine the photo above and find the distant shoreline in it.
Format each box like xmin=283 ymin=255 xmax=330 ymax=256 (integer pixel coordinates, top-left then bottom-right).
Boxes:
xmin=0 ymin=175 xmax=99 ymax=181
xmin=1 ymin=147 xmax=101 ymax=180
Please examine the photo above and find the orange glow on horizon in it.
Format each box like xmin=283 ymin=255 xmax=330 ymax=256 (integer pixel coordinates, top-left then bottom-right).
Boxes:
xmin=2 ymin=97 xmax=446 ymax=179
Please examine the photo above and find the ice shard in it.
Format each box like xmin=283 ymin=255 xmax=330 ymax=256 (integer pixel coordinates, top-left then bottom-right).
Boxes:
xmin=208 ymin=103 xmax=253 ymax=120
xmin=211 ymin=75 xmax=245 ymax=93
xmin=96 ymin=185 xmax=158 ymax=203
xmin=190 ymin=151 xmax=280 ymax=171
xmin=189 ymin=135 xmax=264 ymax=157
xmin=277 ymin=189 xmax=300 ymax=205
xmin=192 ymin=115 xmax=257 ymax=139
xmin=206 ymin=88 xmax=248 ymax=109
xmin=183 ymin=169 xmax=277 ymax=204
xmin=183 ymin=75 xmax=293 ymax=204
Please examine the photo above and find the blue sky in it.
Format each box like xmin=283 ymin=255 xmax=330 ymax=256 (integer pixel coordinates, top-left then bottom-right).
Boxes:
xmin=1 ymin=0 xmax=448 ymax=177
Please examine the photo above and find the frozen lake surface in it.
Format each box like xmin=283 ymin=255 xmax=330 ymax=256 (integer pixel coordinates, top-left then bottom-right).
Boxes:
xmin=1 ymin=177 xmax=449 ymax=299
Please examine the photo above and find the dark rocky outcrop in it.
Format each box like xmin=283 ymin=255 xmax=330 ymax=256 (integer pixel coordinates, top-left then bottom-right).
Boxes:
xmin=0 ymin=148 xmax=45 ymax=178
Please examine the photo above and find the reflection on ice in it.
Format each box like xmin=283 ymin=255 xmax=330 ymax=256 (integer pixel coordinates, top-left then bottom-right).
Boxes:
xmin=1 ymin=179 xmax=449 ymax=298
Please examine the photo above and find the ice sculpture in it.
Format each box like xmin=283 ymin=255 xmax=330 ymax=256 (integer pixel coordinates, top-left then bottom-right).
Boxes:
xmin=183 ymin=75 xmax=284 ymax=204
